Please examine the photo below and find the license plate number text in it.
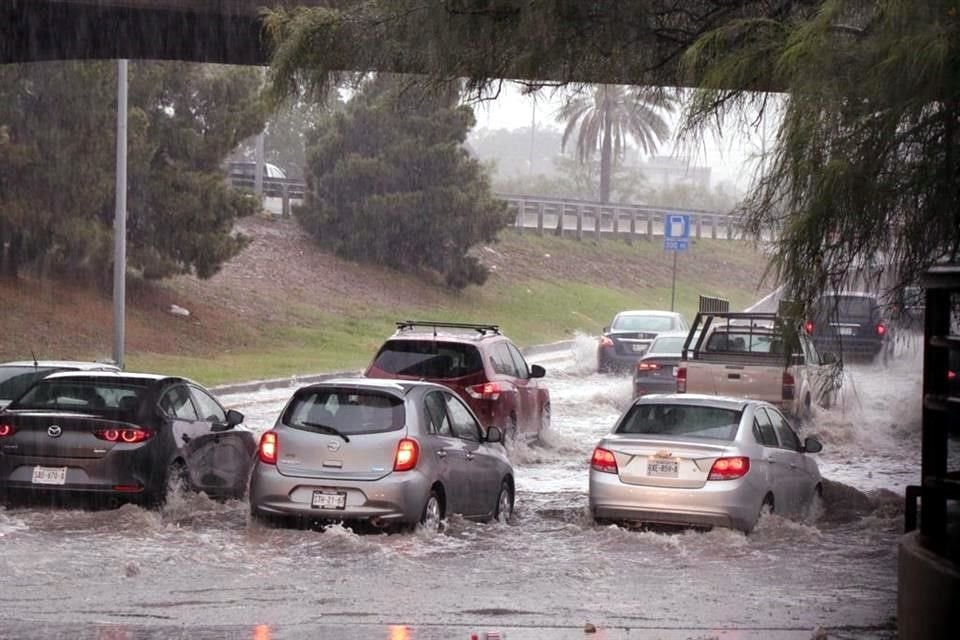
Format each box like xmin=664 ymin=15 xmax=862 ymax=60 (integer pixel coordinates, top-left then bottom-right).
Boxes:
xmin=311 ymin=490 xmax=346 ymax=510
xmin=32 ymin=466 xmax=67 ymax=485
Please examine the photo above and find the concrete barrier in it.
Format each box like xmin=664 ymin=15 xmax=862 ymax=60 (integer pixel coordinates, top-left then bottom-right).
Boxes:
xmin=898 ymin=531 xmax=960 ymax=640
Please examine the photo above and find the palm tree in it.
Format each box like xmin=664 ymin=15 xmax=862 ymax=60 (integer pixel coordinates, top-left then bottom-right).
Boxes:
xmin=557 ymin=85 xmax=676 ymax=203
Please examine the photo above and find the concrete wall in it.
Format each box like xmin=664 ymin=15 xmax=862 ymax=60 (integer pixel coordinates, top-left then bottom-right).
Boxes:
xmin=898 ymin=531 xmax=960 ymax=640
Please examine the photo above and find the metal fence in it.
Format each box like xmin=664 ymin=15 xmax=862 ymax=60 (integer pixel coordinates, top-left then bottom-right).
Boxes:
xmin=499 ymin=194 xmax=745 ymax=241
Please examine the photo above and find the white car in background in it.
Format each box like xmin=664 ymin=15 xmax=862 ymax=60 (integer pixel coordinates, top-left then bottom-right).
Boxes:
xmin=0 ymin=361 xmax=120 ymax=409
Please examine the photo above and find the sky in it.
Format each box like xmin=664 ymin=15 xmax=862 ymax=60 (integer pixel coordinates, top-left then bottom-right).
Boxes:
xmin=468 ymin=82 xmax=780 ymax=192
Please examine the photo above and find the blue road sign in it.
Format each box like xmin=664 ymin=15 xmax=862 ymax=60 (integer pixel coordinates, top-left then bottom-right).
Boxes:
xmin=663 ymin=214 xmax=691 ymax=252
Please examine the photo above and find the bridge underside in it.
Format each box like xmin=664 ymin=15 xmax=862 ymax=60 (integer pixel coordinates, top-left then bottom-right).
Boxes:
xmin=1 ymin=1 xmax=784 ymax=89
xmin=1 ymin=0 xmax=281 ymax=66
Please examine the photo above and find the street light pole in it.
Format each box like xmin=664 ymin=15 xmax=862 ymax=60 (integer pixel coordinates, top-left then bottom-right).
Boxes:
xmin=112 ymin=59 xmax=128 ymax=369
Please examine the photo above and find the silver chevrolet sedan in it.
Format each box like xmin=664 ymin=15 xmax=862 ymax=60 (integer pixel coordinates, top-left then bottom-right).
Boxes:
xmin=249 ymin=378 xmax=515 ymax=531
xmin=589 ymin=394 xmax=823 ymax=533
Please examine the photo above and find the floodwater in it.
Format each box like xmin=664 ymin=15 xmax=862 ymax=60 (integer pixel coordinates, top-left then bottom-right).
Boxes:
xmin=0 ymin=334 xmax=921 ymax=639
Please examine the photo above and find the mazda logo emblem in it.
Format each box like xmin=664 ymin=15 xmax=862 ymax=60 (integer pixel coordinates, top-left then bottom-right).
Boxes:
xmin=326 ymin=441 xmax=341 ymax=452
xmin=47 ymin=425 xmax=62 ymax=438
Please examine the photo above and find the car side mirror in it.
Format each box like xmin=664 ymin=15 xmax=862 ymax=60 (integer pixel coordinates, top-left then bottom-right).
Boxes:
xmin=820 ymin=351 xmax=838 ymax=365
xmin=602 ymin=326 xmax=609 ymax=334
xmin=486 ymin=426 xmax=503 ymax=443
xmin=803 ymin=436 xmax=823 ymax=454
xmin=529 ymin=364 xmax=546 ymax=379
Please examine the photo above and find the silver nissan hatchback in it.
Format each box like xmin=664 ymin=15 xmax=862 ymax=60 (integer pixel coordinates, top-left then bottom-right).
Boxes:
xmin=249 ymin=378 xmax=515 ymax=530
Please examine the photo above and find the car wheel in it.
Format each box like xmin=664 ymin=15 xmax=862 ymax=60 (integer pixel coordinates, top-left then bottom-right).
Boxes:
xmin=419 ymin=489 xmax=444 ymax=532
xmin=493 ymin=480 xmax=514 ymax=523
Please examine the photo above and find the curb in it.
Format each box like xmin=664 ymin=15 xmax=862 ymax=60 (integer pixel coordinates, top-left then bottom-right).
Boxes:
xmin=211 ymin=340 xmax=577 ymax=398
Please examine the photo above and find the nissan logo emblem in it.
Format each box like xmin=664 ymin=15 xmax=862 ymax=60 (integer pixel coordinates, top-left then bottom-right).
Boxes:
xmin=47 ymin=425 xmax=62 ymax=438
xmin=327 ymin=441 xmax=341 ymax=452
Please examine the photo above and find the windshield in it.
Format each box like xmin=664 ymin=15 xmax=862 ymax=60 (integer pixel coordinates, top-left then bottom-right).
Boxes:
xmin=368 ymin=340 xmax=484 ymax=379
xmin=282 ymin=389 xmax=404 ymax=435
xmin=612 ymin=315 xmax=675 ymax=332
xmin=617 ymin=404 xmax=742 ymax=441
xmin=0 ymin=366 xmax=65 ymax=401
xmin=10 ymin=379 xmax=148 ymax=419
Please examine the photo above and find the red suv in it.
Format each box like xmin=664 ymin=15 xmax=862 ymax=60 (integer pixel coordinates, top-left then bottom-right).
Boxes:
xmin=364 ymin=321 xmax=550 ymax=441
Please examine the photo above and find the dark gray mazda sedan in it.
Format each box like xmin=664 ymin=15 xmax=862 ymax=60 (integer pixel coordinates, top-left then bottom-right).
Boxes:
xmin=249 ymin=378 xmax=515 ymax=531
xmin=0 ymin=371 xmax=256 ymax=508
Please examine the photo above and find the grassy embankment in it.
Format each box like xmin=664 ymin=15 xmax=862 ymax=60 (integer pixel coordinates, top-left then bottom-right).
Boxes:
xmin=2 ymin=226 xmax=771 ymax=386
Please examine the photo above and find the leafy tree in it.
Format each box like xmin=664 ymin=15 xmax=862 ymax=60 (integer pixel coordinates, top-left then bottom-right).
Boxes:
xmin=0 ymin=61 xmax=265 ymax=282
xmin=681 ymin=0 xmax=960 ymax=306
xmin=557 ymin=85 xmax=675 ymax=203
xmin=297 ymin=75 xmax=510 ymax=289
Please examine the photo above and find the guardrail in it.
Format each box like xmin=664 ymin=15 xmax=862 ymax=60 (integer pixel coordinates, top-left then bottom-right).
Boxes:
xmin=225 ymin=174 xmax=747 ymax=241
xmin=499 ymin=194 xmax=744 ymax=241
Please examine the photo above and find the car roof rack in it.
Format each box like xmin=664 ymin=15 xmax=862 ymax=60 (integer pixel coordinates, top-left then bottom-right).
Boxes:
xmin=395 ymin=320 xmax=501 ymax=336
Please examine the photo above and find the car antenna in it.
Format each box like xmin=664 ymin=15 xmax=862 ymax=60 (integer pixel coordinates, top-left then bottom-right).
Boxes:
xmin=30 ymin=349 xmax=38 ymax=369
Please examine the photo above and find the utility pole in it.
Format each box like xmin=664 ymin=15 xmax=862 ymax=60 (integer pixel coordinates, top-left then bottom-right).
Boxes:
xmin=254 ymin=131 xmax=265 ymax=195
xmin=528 ymin=94 xmax=536 ymax=176
xmin=112 ymin=59 xmax=128 ymax=369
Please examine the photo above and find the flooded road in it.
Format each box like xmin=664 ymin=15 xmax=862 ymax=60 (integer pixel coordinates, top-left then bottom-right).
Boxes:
xmin=0 ymin=336 xmax=919 ymax=639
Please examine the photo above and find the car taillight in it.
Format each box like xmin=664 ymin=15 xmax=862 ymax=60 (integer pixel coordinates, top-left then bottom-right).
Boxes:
xmin=0 ymin=423 xmax=14 ymax=437
xmin=94 ymin=427 xmax=152 ymax=443
xmin=782 ymin=370 xmax=795 ymax=400
xmin=949 ymin=370 xmax=956 ymax=380
xmin=676 ymin=366 xmax=687 ymax=393
xmin=637 ymin=362 xmax=659 ymax=372
xmin=599 ymin=336 xmax=614 ymax=347
xmin=466 ymin=382 xmax=502 ymax=400
xmin=258 ymin=431 xmax=278 ymax=465
xmin=708 ymin=456 xmax=750 ymax=480
xmin=590 ymin=447 xmax=618 ymax=474
xmin=803 ymin=320 xmax=814 ymax=335
xmin=876 ymin=323 xmax=886 ymax=336
xmin=393 ymin=438 xmax=419 ymax=472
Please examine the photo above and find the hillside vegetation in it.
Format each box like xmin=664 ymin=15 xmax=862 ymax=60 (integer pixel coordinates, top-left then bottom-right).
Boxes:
xmin=1 ymin=215 xmax=773 ymax=385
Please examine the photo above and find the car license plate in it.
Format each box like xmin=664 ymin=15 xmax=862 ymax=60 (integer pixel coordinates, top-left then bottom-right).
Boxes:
xmin=311 ymin=489 xmax=346 ymax=510
xmin=647 ymin=458 xmax=678 ymax=477
xmin=632 ymin=344 xmax=645 ymax=352
xmin=32 ymin=466 xmax=67 ymax=485
xmin=839 ymin=327 xmax=855 ymax=336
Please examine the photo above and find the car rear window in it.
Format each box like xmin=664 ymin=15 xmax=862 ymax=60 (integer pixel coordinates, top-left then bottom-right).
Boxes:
xmin=617 ymin=404 xmax=743 ymax=441
xmin=705 ymin=331 xmax=783 ymax=354
xmin=647 ymin=337 xmax=685 ymax=354
xmin=816 ymin=296 xmax=877 ymax=319
xmin=612 ymin=315 xmax=675 ymax=332
xmin=369 ymin=340 xmax=484 ymax=379
xmin=0 ymin=366 xmax=65 ymax=401
xmin=10 ymin=379 xmax=147 ymax=419
xmin=282 ymin=389 xmax=404 ymax=435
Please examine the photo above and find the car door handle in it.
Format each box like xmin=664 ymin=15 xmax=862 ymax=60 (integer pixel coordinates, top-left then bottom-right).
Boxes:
xmin=465 ymin=453 xmax=474 ymax=461
xmin=435 ymin=450 xmax=447 ymax=458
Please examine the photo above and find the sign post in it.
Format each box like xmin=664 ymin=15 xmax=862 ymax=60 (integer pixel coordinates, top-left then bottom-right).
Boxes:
xmin=663 ymin=214 xmax=691 ymax=312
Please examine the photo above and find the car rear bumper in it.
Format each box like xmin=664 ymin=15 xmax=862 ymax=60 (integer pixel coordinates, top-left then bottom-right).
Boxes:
xmin=598 ymin=346 xmax=650 ymax=370
xmin=812 ymin=336 xmax=882 ymax=355
xmin=0 ymin=451 xmax=157 ymax=501
xmin=633 ymin=377 xmax=678 ymax=397
xmin=249 ymin=462 xmax=431 ymax=525
xmin=588 ymin=470 xmax=761 ymax=532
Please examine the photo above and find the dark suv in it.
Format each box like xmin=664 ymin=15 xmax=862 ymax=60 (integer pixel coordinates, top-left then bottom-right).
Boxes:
xmin=364 ymin=321 xmax=550 ymax=441
xmin=805 ymin=292 xmax=887 ymax=360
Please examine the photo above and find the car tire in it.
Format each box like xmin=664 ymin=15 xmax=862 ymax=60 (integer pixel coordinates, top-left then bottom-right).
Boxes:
xmin=419 ymin=489 xmax=444 ymax=532
xmin=493 ymin=480 xmax=514 ymax=523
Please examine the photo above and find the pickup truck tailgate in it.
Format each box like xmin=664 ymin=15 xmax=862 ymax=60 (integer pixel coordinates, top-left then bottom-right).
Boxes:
xmin=686 ymin=360 xmax=781 ymax=403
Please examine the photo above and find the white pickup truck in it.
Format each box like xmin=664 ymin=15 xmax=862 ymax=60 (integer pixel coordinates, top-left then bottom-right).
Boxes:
xmin=676 ymin=311 xmax=840 ymax=418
